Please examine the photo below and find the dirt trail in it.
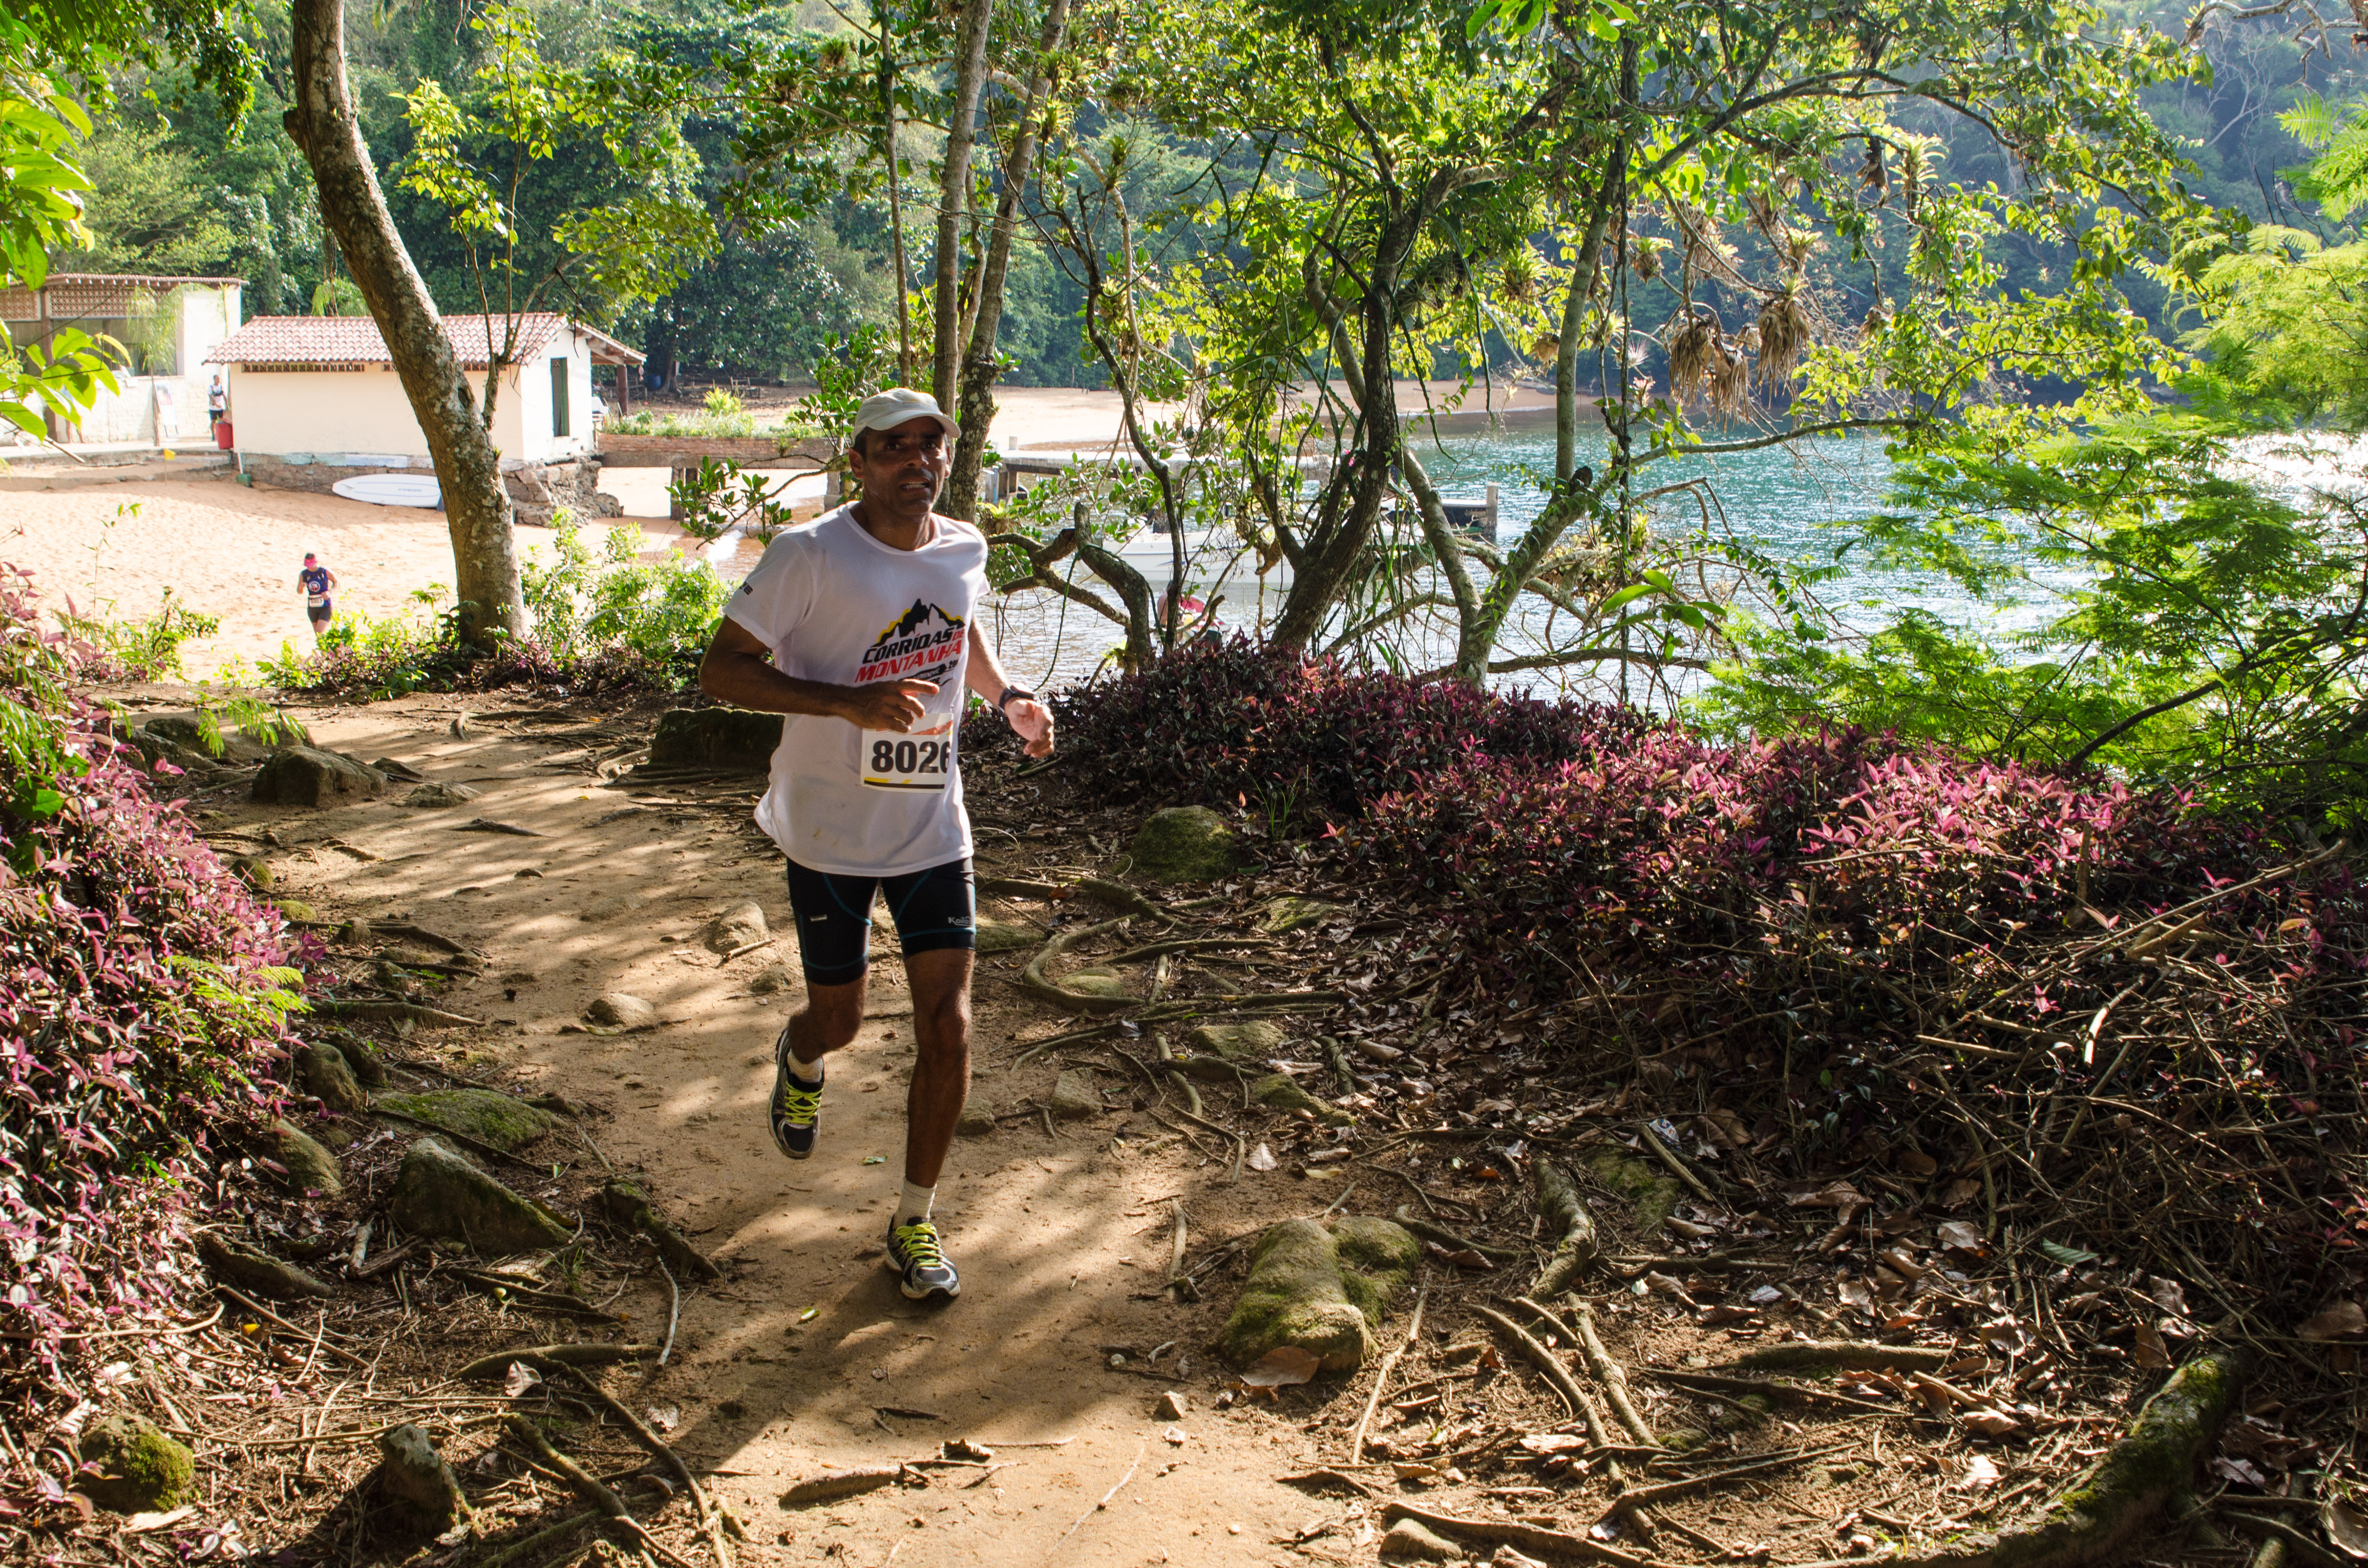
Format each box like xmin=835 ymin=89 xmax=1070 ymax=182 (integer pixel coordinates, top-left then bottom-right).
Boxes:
xmin=230 ymin=702 xmax=1371 ymax=1567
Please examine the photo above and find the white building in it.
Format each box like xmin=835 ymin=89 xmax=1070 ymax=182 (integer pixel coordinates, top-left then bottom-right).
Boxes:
xmin=206 ymin=311 xmax=641 ymax=466
xmin=0 ymin=272 xmax=243 ymax=445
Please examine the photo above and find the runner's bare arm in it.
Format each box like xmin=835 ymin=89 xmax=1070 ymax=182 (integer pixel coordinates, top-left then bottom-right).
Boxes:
xmin=965 ymin=625 xmax=1054 ymax=758
xmin=699 ymin=616 xmax=935 ymax=731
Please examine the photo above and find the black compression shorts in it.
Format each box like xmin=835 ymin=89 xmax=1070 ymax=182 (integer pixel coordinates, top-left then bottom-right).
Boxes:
xmin=783 ymin=856 xmax=975 ymax=987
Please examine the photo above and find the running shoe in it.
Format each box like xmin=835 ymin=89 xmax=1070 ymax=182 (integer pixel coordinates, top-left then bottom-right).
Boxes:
xmin=769 ymin=1022 xmax=823 ymax=1160
xmin=885 ymin=1216 xmax=960 ymax=1300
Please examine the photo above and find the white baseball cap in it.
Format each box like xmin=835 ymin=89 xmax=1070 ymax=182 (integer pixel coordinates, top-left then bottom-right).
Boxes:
xmin=850 ymin=387 xmax=960 ymax=445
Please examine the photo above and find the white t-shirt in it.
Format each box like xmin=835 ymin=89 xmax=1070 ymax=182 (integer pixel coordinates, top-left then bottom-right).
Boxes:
xmin=724 ymin=506 xmax=989 ymax=877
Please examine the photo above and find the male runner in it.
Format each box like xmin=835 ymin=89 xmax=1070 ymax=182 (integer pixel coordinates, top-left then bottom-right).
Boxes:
xmin=697 ymin=388 xmax=1054 ymax=1301
xmin=298 ymin=553 xmax=337 ymax=636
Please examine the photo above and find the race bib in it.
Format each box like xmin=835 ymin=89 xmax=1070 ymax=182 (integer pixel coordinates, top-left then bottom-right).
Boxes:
xmin=306 ymin=592 xmax=328 ymax=607
xmin=861 ymin=685 xmax=958 ymax=792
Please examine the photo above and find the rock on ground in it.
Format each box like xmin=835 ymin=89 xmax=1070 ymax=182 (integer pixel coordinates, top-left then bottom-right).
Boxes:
xmin=650 ymin=707 xmax=783 ymax=770
xmin=250 ymin=746 xmax=388 ymax=807
xmin=749 ymin=963 xmax=798 ymax=996
xmin=399 ymin=782 xmax=480 ymax=808
xmin=197 ymin=1233 xmax=331 ymax=1299
xmin=1216 ymin=1216 xmax=1419 ymax=1371
xmin=298 ymin=1042 xmax=369 ymax=1115
xmin=705 ymin=901 xmax=769 ymax=954
xmin=587 ymin=993 xmax=656 ymax=1029
xmin=377 ymin=1423 xmax=472 ymax=1534
xmin=1128 ymin=806 xmax=1251 ymax=883
xmin=1048 ymin=1070 xmax=1103 ymax=1119
xmin=1586 ymin=1147 xmax=1681 ymax=1233
xmin=957 ymin=1098 xmax=997 ymax=1137
xmin=388 ymin=1136 xmax=570 ymax=1253
xmin=1251 ymin=1072 xmax=1354 ymax=1127
xmin=1262 ymin=895 xmax=1349 ymax=933
xmin=76 ymin=1413 xmax=194 ymax=1513
xmin=375 ymin=1088 xmax=558 ymax=1153
xmin=1186 ymin=1020 xmax=1286 ymax=1061
xmin=270 ymin=1117 xmax=344 ymax=1197
xmin=1379 ymin=1520 xmax=1463 ymax=1562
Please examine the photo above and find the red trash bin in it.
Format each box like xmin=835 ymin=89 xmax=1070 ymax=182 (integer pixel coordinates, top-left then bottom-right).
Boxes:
xmin=214 ymin=420 xmax=233 ymax=450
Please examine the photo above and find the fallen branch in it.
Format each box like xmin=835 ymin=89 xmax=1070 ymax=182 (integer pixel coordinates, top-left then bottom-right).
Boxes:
xmin=1378 ymin=1503 xmax=1649 ymax=1565
xmin=458 ymin=1344 xmax=653 ymax=1382
xmin=1392 ymin=1207 xmax=1522 ymax=1262
xmin=1348 ymin=1288 xmax=1426 ymax=1464
xmin=1533 ymin=1297 xmax=1653 ymax=1447
xmin=473 ymin=1509 xmax=600 ymax=1568
xmin=512 ymin=1356 xmax=734 ymax=1568
xmin=1050 ymin=1438 xmax=1144 ymax=1555
xmin=1650 ymin=1367 xmax=1901 ymax=1416
xmin=315 ymin=999 xmax=486 ymax=1028
xmin=1471 ymin=1304 xmax=1611 ymax=1446
xmin=501 ymin=1416 xmax=693 ymax=1568
xmin=782 ymin=1466 xmax=902 ymax=1506
xmin=601 ymin=1180 xmax=724 ymax=1282
xmin=1730 ymin=1340 xmax=1957 ymax=1374
xmin=1605 ymin=1441 xmax=1857 ymax=1510
xmin=454 ymin=1269 xmax=620 ymax=1321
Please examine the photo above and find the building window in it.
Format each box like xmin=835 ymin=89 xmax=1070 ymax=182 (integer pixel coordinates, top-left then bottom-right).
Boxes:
xmin=550 ymin=357 xmax=570 ymax=439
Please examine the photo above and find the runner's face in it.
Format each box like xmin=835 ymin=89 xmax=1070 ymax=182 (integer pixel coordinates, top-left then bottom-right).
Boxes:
xmin=851 ymin=421 xmax=950 ymax=514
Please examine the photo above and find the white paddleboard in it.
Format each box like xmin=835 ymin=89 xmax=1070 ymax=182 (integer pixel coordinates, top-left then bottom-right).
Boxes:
xmin=332 ymin=473 xmax=442 ymax=508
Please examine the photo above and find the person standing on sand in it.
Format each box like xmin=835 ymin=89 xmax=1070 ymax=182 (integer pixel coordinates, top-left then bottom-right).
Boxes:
xmin=696 ymin=388 xmax=1054 ymax=1302
xmin=297 ymin=552 xmax=337 ymax=637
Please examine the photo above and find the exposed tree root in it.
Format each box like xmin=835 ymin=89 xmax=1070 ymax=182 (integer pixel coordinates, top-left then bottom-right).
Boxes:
xmin=1730 ymin=1340 xmax=1958 ymax=1374
xmin=1020 ymin=917 xmax=1136 ymax=1014
xmin=1529 ymin=1157 xmax=1600 ymax=1296
xmin=1886 ymin=1349 xmax=2250 ymax=1568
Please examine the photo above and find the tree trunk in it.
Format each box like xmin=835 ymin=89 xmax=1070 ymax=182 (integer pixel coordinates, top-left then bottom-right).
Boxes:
xmin=942 ymin=0 xmax=1070 ymax=520
xmin=883 ymin=69 xmax=914 ymax=387
xmin=931 ymin=0 xmax=995 ymax=411
xmin=285 ymin=0 xmax=522 ymax=647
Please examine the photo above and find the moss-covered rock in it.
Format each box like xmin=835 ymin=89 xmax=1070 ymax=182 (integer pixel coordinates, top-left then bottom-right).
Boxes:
xmin=376 ymin=1089 xmax=558 ymax=1153
xmin=399 ymin=782 xmax=480 ymax=808
xmin=230 ymin=856 xmax=273 ymax=891
xmin=377 ymin=1423 xmax=473 ymax=1535
xmin=1059 ymin=966 xmax=1132 ymax=1001
xmin=271 ymin=899 xmax=322 ymax=925
xmin=1586 ymin=1147 xmax=1681 ymax=1233
xmin=650 ymin=707 xmax=782 ymax=771
xmin=388 ymin=1137 xmax=569 ymax=1254
xmin=1262 ymin=896 xmax=1349 ymax=934
xmin=197 ymin=1233 xmax=331 ymax=1299
xmin=1185 ymin=1020 xmax=1284 ymax=1061
xmin=1216 ymin=1216 xmax=1418 ymax=1371
xmin=1251 ymin=1072 xmax=1353 ymax=1127
xmin=270 ymin=1117 xmax=344 ymax=1197
xmin=298 ymin=1042 xmax=368 ymax=1115
xmin=77 ymin=1413 xmax=194 ymax=1513
xmin=1128 ymin=806 xmax=1250 ymax=883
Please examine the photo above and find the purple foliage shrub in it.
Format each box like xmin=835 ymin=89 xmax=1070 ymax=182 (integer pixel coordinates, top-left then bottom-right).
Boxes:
xmin=0 ymin=567 xmax=292 ymax=1372
xmin=1054 ymin=639 xmax=1649 ymax=823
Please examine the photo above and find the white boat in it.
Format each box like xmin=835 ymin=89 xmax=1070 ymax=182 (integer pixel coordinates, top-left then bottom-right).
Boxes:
xmin=331 ymin=473 xmax=442 ymax=508
xmin=1111 ymin=528 xmax=1294 ymax=595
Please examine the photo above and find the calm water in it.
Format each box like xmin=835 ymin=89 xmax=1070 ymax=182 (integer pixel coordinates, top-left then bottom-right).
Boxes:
xmin=975 ymin=424 xmax=2101 ymax=696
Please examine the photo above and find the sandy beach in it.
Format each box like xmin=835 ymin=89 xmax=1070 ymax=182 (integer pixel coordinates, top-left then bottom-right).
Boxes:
xmin=2 ymin=379 xmax=1536 ymax=680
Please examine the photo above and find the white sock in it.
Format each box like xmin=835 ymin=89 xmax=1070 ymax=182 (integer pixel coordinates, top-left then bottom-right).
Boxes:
xmin=788 ymin=1037 xmax=824 ymax=1080
xmin=895 ymin=1180 xmax=935 ymax=1226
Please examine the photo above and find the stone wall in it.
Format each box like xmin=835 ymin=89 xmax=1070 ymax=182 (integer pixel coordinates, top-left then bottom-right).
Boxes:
xmin=596 ymin=432 xmax=837 ymax=470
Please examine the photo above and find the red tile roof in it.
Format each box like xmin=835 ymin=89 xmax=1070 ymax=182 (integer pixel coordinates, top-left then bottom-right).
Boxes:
xmin=207 ymin=311 xmax=643 ymax=368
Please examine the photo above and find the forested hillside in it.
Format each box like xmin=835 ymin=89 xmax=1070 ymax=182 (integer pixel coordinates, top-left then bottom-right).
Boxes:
xmin=57 ymin=0 xmax=2350 ymax=390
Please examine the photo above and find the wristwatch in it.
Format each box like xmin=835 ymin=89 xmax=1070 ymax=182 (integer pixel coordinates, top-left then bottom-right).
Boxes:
xmin=996 ymin=686 xmax=1037 ymax=714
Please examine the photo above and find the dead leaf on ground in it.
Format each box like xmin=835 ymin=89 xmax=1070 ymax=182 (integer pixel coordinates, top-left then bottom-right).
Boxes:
xmin=1519 ymin=1433 xmax=1588 ymax=1455
xmin=1935 ymin=1220 xmax=1987 ymax=1256
xmin=1789 ymin=1181 xmax=1867 ymax=1210
xmin=503 ymin=1361 xmax=543 ymax=1398
xmin=1895 ymin=1149 xmax=1939 ymax=1177
xmin=2133 ymin=1323 xmax=2170 ymax=1368
xmin=1240 ymin=1346 xmax=1320 ymax=1395
xmin=646 ymin=1405 xmax=679 ymax=1433
xmin=2149 ymin=1277 xmax=2190 ymax=1318
xmin=1962 ymin=1407 xmax=2020 ymax=1439
xmin=2211 ymin=1456 xmax=2269 ymax=1488
xmin=1940 ymin=1177 xmax=1982 ymax=1209
xmin=2323 ymin=1498 xmax=2368 ymax=1559
xmin=1836 ymin=1279 xmax=1875 ymax=1317
xmin=1953 ymin=1455 xmax=2002 ymax=1492
xmin=2300 ymin=1301 xmax=2367 ymax=1342
xmin=1247 ymin=1143 xmax=1279 ymax=1172
xmin=1425 ymin=1242 xmax=1492 ymax=1271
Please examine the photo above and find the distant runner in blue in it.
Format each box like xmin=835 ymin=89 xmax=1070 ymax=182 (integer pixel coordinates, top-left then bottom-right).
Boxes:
xmin=298 ymin=552 xmax=338 ymax=637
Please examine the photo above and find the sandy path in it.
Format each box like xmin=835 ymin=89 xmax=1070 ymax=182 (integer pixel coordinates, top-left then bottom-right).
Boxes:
xmin=205 ymin=703 xmax=1356 ymax=1566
